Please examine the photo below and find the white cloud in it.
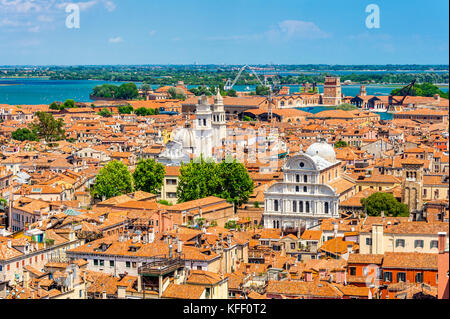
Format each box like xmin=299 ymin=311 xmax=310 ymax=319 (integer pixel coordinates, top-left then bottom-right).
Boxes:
xmin=108 ymin=36 xmax=123 ymax=43
xmin=28 ymin=25 xmax=40 ymax=32
xmin=37 ymin=14 xmax=54 ymax=23
xmin=0 ymin=0 xmax=116 ymax=33
xmin=206 ymin=19 xmax=330 ymax=42
xmin=277 ymin=20 xmax=330 ymax=39
xmin=103 ymin=0 xmax=116 ymax=12
xmin=0 ymin=17 xmax=23 ymax=27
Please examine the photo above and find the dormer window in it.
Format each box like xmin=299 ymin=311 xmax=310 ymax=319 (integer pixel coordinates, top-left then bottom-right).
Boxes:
xmin=128 ymin=246 xmax=140 ymax=252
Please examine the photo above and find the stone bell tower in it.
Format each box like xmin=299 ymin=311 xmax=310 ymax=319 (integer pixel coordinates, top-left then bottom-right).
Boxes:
xmin=212 ymin=90 xmax=227 ymax=148
xmin=401 ymin=159 xmax=424 ymax=213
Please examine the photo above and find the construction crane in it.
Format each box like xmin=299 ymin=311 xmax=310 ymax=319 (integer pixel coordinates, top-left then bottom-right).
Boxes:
xmin=387 ymin=79 xmax=417 ymax=113
xmin=224 ymin=65 xmax=270 ymax=90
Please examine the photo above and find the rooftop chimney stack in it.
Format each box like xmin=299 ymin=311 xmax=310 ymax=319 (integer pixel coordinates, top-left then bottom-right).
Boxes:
xmin=438 ymin=232 xmax=447 ymax=254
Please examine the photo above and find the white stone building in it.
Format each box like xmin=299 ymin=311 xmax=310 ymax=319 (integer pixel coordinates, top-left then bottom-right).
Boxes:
xmin=161 ymin=91 xmax=227 ymax=163
xmin=263 ymin=140 xmax=341 ymax=231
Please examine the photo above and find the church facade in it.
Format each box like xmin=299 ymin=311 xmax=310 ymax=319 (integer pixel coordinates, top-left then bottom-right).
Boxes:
xmin=158 ymin=91 xmax=227 ymax=165
xmin=263 ymin=141 xmax=341 ymax=232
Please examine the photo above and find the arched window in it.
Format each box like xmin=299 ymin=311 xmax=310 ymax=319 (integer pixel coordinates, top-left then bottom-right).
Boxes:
xmin=325 ymin=202 xmax=329 ymax=214
xmin=299 ymin=201 xmax=304 ymax=212
xmin=274 ymin=200 xmax=279 ymax=212
xmin=303 ymin=186 xmax=307 ymax=193
xmin=293 ymin=201 xmax=297 ymax=213
xmin=304 ymin=175 xmax=308 ymax=183
xmin=306 ymin=202 xmax=310 ymax=213
xmin=296 ymin=175 xmax=300 ymax=183
xmin=273 ymin=220 xmax=276 ymax=229
xmin=203 ymin=119 xmax=206 ymax=126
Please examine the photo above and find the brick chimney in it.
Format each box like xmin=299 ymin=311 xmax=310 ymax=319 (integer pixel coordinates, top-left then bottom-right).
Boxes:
xmin=438 ymin=232 xmax=447 ymax=254
xmin=304 ymin=271 xmax=313 ymax=282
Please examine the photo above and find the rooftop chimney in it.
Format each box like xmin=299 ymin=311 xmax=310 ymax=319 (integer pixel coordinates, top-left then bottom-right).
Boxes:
xmin=438 ymin=232 xmax=447 ymax=254
xmin=347 ymin=244 xmax=353 ymax=255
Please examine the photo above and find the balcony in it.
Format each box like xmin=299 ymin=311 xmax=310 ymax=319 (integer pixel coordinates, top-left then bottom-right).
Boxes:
xmin=138 ymin=255 xmax=185 ymax=276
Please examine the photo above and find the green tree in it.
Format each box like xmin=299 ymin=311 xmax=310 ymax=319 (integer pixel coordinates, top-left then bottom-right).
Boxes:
xmin=227 ymin=89 xmax=237 ymax=97
xmin=11 ymin=128 xmax=38 ymax=142
xmin=29 ymin=112 xmax=65 ymax=143
xmin=335 ymin=140 xmax=348 ymax=148
xmin=168 ymin=87 xmax=187 ymax=100
xmin=176 ymin=157 xmax=254 ymax=210
xmin=176 ymin=156 xmax=221 ymax=203
xmin=117 ymin=83 xmax=139 ymax=100
xmin=361 ymin=192 xmax=409 ymax=217
xmin=49 ymin=102 xmax=60 ymax=110
xmin=0 ymin=198 xmax=7 ymax=210
xmin=118 ymin=105 xmax=134 ymax=114
xmin=91 ymin=160 xmax=133 ymax=200
xmin=224 ymin=220 xmax=237 ymax=230
xmin=63 ymin=99 xmax=76 ymax=109
xmin=132 ymin=159 xmax=165 ymax=194
xmin=98 ymin=108 xmax=113 ymax=117
xmin=135 ymin=107 xmax=159 ymax=116
xmin=255 ymin=85 xmax=270 ymax=96
xmin=216 ymin=159 xmax=255 ymax=210
xmin=141 ymin=83 xmax=152 ymax=94
xmin=391 ymin=82 xmax=449 ymax=99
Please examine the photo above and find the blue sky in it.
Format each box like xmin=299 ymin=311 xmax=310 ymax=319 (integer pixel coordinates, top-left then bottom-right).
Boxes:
xmin=0 ymin=0 xmax=448 ymax=65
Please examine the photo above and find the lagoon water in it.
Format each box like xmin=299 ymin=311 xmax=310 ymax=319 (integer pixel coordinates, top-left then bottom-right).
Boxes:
xmin=0 ymin=78 xmax=448 ymax=110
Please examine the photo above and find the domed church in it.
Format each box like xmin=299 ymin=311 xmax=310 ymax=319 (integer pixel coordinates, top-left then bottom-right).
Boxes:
xmin=158 ymin=90 xmax=227 ymax=165
xmin=263 ymin=139 xmax=341 ymax=233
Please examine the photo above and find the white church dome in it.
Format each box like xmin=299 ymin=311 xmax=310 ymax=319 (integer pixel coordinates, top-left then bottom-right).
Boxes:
xmin=306 ymin=141 xmax=336 ymax=163
xmin=173 ymin=127 xmax=196 ymax=151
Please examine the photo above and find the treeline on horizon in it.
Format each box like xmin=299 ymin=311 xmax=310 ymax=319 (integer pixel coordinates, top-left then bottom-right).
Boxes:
xmin=1 ymin=65 xmax=448 ymax=86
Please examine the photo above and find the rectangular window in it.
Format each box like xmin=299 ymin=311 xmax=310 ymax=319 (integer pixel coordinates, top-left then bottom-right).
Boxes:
xmin=290 ymin=243 xmax=295 ymax=250
xmin=293 ymin=201 xmax=297 ymax=213
xmin=126 ymin=261 xmax=131 ymax=268
xmin=132 ymin=262 xmax=137 ymax=268
xmin=384 ymin=272 xmax=393 ymax=282
xmin=93 ymin=259 xmax=98 ymax=266
xmin=430 ymin=240 xmax=439 ymax=249
xmin=349 ymin=267 xmax=356 ymax=276
xmin=397 ymin=272 xmax=406 ymax=282
xmin=416 ymin=273 xmax=423 ymax=283
xmin=110 ymin=260 xmax=114 ymax=267
xmin=395 ymin=239 xmax=405 ymax=248
xmin=366 ymin=238 xmax=372 ymax=246
xmin=414 ymin=240 xmax=424 ymax=248
xmin=99 ymin=260 xmax=104 ymax=266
